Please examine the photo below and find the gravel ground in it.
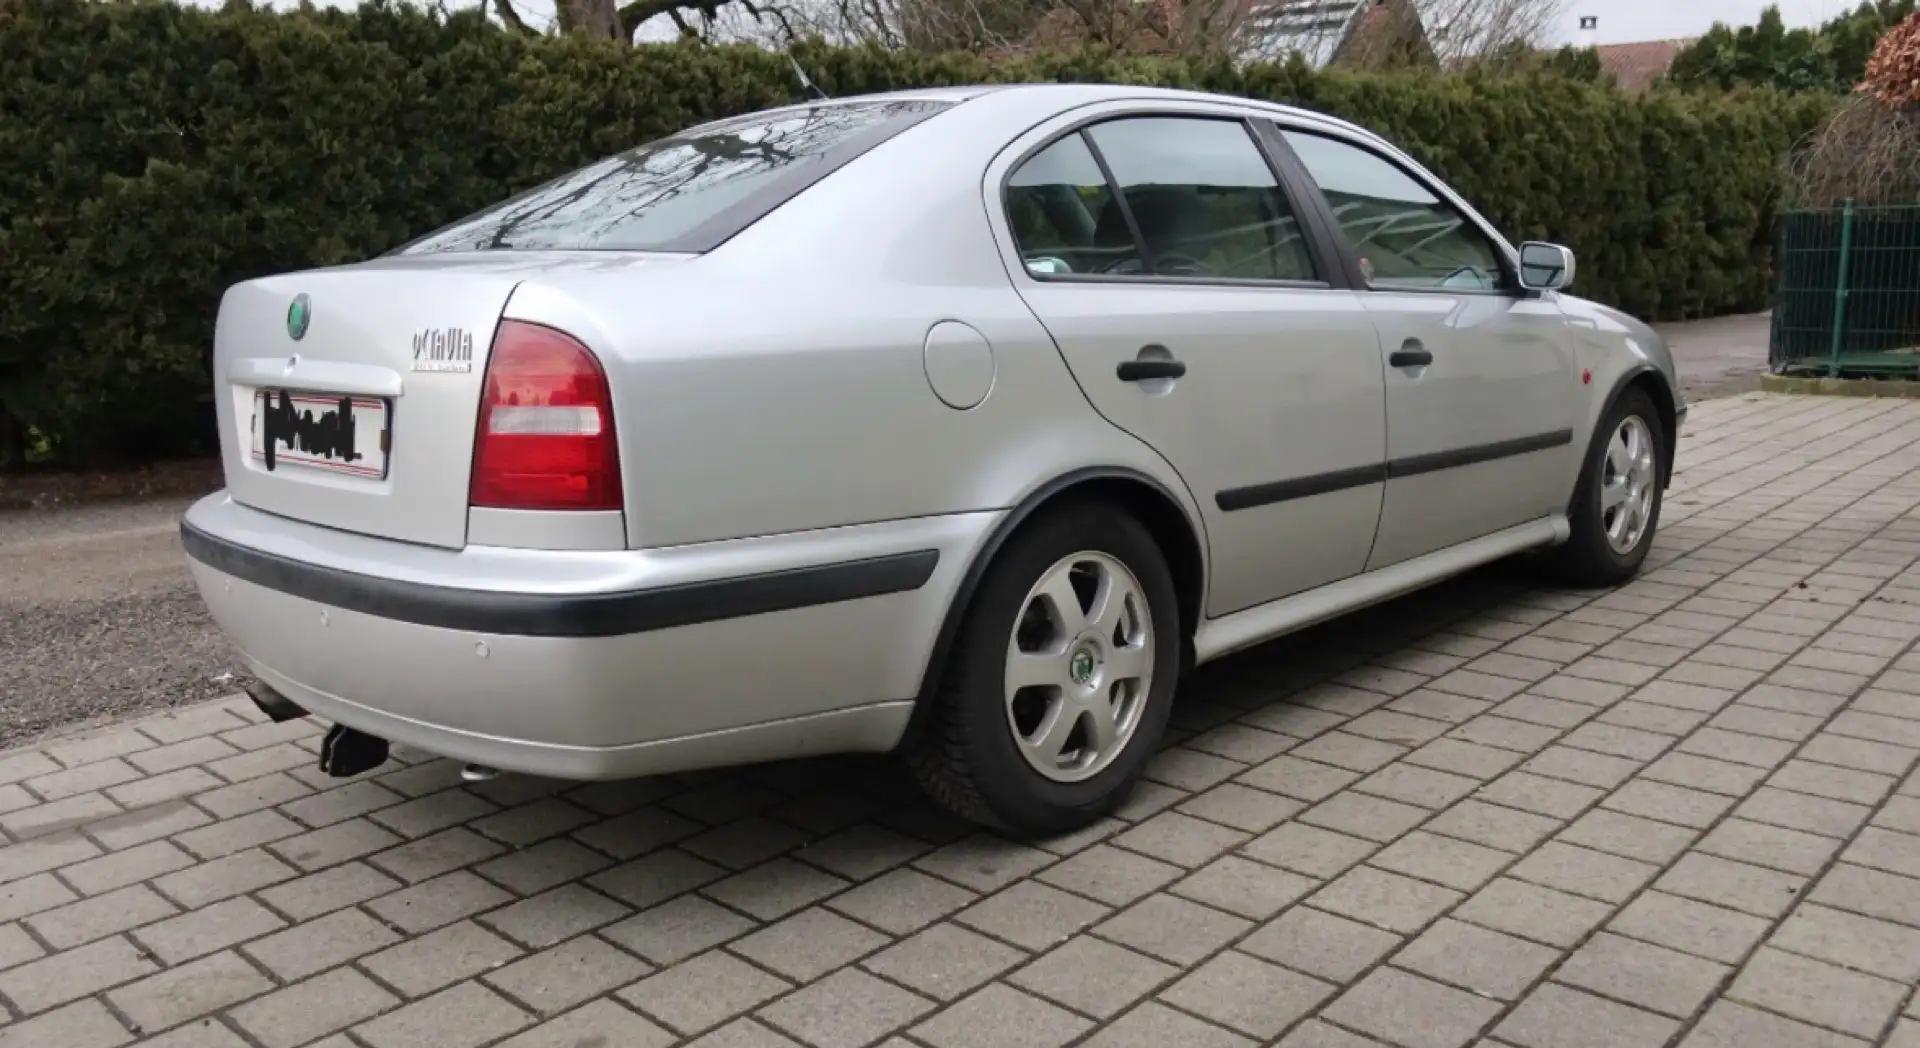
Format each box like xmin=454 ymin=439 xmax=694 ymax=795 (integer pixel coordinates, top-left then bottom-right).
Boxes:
xmin=0 ymin=495 xmax=233 ymax=747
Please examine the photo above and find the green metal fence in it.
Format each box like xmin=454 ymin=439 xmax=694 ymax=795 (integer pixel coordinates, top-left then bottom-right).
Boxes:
xmin=1772 ymin=203 xmax=1920 ymax=378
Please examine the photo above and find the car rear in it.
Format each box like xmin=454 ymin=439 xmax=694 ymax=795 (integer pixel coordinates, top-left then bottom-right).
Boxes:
xmin=181 ymin=94 xmax=995 ymax=781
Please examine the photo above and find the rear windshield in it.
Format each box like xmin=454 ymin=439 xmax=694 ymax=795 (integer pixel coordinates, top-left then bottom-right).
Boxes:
xmin=397 ymin=99 xmax=948 ymax=255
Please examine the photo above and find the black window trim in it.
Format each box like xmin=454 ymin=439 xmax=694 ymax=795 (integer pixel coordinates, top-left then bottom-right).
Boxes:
xmin=1262 ymin=122 xmax=1532 ymax=300
xmin=392 ymin=99 xmax=953 ymax=258
xmin=999 ymin=109 xmax=1352 ymax=293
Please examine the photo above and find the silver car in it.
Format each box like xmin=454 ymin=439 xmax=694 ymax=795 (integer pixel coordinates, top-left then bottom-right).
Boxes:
xmin=183 ymin=84 xmax=1684 ymax=833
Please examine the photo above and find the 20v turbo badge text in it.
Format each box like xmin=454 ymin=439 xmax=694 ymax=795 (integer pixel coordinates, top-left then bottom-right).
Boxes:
xmin=412 ymin=327 xmax=475 ymax=373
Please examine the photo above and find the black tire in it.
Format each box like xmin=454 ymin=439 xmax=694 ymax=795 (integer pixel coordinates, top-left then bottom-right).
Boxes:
xmin=1546 ymin=386 xmax=1667 ymax=588
xmin=906 ymin=503 xmax=1181 ymax=835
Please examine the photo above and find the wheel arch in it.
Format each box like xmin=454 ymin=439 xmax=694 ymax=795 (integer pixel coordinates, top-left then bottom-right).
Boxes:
xmin=899 ymin=467 xmax=1206 ymax=750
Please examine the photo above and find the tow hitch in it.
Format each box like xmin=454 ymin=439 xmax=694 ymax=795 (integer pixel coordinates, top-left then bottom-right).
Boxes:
xmin=319 ymin=724 xmax=390 ymax=778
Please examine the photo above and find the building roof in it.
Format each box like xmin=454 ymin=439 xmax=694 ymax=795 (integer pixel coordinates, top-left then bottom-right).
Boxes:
xmin=1594 ymin=37 xmax=1696 ymax=90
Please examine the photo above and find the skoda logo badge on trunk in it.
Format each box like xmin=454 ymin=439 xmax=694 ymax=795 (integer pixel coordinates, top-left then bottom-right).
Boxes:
xmin=287 ymin=294 xmax=311 ymax=341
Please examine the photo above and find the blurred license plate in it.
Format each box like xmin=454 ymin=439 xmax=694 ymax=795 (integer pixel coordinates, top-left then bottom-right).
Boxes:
xmin=250 ymin=389 xmax=391 ymax=479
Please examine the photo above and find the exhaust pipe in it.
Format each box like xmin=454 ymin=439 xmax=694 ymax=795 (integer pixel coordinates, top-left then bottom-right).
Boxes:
xmin=242 ymin=678 xmax=309 ymax=723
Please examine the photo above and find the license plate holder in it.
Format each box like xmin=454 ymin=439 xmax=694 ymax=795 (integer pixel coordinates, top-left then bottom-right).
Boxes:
xmin=250 ymin=389 xmax=392 ymax=479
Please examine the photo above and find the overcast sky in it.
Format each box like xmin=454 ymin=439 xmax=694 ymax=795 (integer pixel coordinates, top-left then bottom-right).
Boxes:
xmin=1550 ymin=0 xmax=1836 ymax=44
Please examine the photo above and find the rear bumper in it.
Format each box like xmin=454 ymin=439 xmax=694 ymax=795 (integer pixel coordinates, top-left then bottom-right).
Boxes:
xmin=182 ymin=494 xmax=997 ymax=779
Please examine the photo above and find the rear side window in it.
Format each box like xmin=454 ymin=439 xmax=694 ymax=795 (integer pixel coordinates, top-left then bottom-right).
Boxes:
xmin=1281 ymin=130 xmax=1506 ymax=292
xmin=399 ymin=100 xmax=948 ymax=255
xmin=1006 ymin=116 xmax=1318 ymax=283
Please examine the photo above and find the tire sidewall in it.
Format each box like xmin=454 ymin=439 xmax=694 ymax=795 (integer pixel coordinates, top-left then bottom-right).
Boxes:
xmin=955 ymin=508 xmax=1180 ymax=829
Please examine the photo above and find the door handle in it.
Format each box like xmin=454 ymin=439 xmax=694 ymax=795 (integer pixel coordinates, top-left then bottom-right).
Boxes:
xmin=1117 ymin=358 xmax=1187 ymax=382
xmin=1389 ymin=340 xmax=1433 ymax=368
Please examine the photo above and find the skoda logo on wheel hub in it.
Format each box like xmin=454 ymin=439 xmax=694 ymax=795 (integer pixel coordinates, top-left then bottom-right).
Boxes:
xmin=1069 ymin=647 xmax=1098 ymax=686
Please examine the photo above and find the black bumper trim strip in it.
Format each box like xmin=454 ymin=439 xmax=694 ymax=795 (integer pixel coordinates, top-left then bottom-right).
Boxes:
xmin=1215 ymin=429 xmax=1574 ymax=512
xmin=181 ymin=520 xmax=939 ymax=639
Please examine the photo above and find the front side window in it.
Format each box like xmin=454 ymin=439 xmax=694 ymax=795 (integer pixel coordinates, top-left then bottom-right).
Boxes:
xmin=400 ymin=100 xmax=946 ymax=254
xmin=1282 ymin=130 xmax=1506 ymax=292
xmin=1006 ymin=116 xmax=1318 ymax=283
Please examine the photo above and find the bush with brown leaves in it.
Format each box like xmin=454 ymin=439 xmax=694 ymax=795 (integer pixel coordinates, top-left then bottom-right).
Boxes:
xmin=1860 ymin=11 xmax=1920 ymax=107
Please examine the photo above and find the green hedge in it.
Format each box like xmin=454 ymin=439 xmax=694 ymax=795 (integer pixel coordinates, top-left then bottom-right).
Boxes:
xmin=0 ymin=0 xmax=1834 ymax=468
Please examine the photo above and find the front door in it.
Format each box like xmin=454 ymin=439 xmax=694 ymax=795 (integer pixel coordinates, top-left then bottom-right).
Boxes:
xmin=997 ymin=110 xmax=1389 ymax=616
xmin=1277 ymin=128 xmax=1580 ymax=569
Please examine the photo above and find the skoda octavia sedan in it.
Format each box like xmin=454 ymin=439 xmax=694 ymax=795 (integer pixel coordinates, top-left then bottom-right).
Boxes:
xmin=183 ymin=84 xmax=1683 ymax=833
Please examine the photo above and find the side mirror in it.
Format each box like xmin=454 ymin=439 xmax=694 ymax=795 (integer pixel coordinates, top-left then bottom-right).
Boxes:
xmin=1518 ymin=242 xmax=1576 ymax=292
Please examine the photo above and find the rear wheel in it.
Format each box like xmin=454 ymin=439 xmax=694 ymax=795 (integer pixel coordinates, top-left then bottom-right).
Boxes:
xmin=908 ymin=504 xmax=1180 ymax=835
xmin=1546 ymin=387 xmax=1666 ymax=587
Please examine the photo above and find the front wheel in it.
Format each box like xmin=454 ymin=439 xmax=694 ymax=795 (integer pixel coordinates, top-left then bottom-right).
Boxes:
xmin=907 ymin=505 xmax=1180 ymax=835
xmin=1546 ymin=387 xmax=1667 ymax=588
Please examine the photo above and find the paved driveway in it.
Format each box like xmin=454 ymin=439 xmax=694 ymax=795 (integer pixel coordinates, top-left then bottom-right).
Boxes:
xmin=3 ymin=392 xmax=1919 ymax=1048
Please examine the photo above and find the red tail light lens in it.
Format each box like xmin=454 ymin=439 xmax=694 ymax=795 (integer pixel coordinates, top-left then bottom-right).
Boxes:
xmin=469 ymin=320 xmax=622 ymax=511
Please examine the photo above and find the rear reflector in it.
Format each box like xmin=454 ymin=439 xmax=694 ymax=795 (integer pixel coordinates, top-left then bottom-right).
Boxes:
xmin=469 ymin=321 xmax=622 ymax=511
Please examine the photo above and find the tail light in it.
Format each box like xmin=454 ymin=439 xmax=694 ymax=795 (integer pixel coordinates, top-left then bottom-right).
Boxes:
xmin=469 ymin=320 xmax=622 ymax=511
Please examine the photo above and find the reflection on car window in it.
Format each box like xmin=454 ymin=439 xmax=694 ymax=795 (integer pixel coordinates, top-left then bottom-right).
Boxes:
xmin=399 ymin=101 xmax=945 ymax=254
xmin=1281 ymin=131 xmax=1504 ymax=292
xmin=1006 ymin=118 xmax=1317 ymax=282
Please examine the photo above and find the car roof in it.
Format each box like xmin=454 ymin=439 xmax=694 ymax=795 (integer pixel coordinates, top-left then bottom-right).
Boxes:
xmin=744 ymin=83 xmax=1385 ymax=151
xmin=825 ymin=83 xmax=1382 ymax=144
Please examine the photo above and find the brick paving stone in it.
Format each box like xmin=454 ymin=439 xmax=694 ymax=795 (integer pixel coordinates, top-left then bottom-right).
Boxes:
xmin=107 ymin=950 xmax=272 ymax=1034
xmin=355 ymin=980 xmax=531 ymax=1048
xmin=484 ymin=933 xmax=649 ymax=1015
xmin=1508 ymin=842 xmax=1658 ymax=903
xmin=229 ymin=967 xmax=401 ymax=1048
xmin=1553 ymin=932 xmax=1730 ymax=1018
xmin=1322 ymin=966 xmax=1502 ymax=1048
xmin=0 ymin=934 xmax=157 ymax=1013
xmin=1243 ymin=822 xmax=1376 ymax=877
xmin=1393 ymin=918 xmax=1559 ymax=1000
xmin=1728 ymin=947 xmax=1906 ymax=1039
xmin=1082 ymin=1001 xmax=1257 ymax=1048
xmin=244 ymin=906 xmax=401 ymax=981
xmin=731 ymin=906 xmax=887 ymax=981
xmin=133 ymin=895 xmax=286 ymax=964
xmin=1036 ymin=844 xmax=1181 ymax=906
xmin=498 ymin=999 xmax=678 ymax=1048
xmin=1093 ymin=893 xmax=1251 ymax=965
xmin=621 ymin=950 xmax=793 ymax=1035
xmin=361 ymin=919 xmax=524 ymax=997
xmin=868 ymin=922 xmax=1026 ymax=1002
xmin=826 ymin=867 xmax=975 ymax=935
xmin=1772 ymin=902 xmax=1920 ymax=982
xmin=762 ymin=968 xmax=934 ymax=1048
xmin=1495 ymin=984 xmax=1680 ymax=1048
xmin=1170 ymin=854 xmax=1316 ymax=919
xmin=913 ymin=983 xmax=1088 ymax=1048
xmin=1240 ymin=905 xmax=1398 ymax=981
xmin=1162 ymin=950 xmax=1335 ymax=1039
xmin=1453 ymin=878 xmax=1612 ymax=948
xmin=1657 ymin=852 xmax=1809 ymax=919
xmin=1606 ymin=890 xmax=1768 ymax=964
xmin=1679 ymin=1000 xmax=1869 ymax=1048
xmin=0 ymin=998 xmax=133 ymax=1048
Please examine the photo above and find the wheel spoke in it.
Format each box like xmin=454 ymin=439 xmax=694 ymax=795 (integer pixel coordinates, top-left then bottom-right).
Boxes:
xmin=1020 ymin=698 xmax=1079 ymax=766
xmin=1607 ymin=430 xmax=1632 ymax=477
xmin=1087 ymin=572 xmax=1135 ymax=643
xmin=1600 ymin=475 xmax=1631 ymax=512
xmin=1607 ymin=501 xmax=1633 ymax=546
xmin=1006 ymin=647 xmax=1065 ymax=691
xmin=1106 ymin=642 xmax=1151 ymax=684
xmin=1033 ymin=566 xmax=1089 ymax=636
xmin=1083 ymin=697 xmax=1120 ymax=755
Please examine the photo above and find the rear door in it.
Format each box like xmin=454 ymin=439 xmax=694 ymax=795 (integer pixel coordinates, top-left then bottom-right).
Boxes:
xmin=992 ymin=103 xmax=1389 ymax=617
xmin=1274 ymin=127 xmax=1580 ymax=569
